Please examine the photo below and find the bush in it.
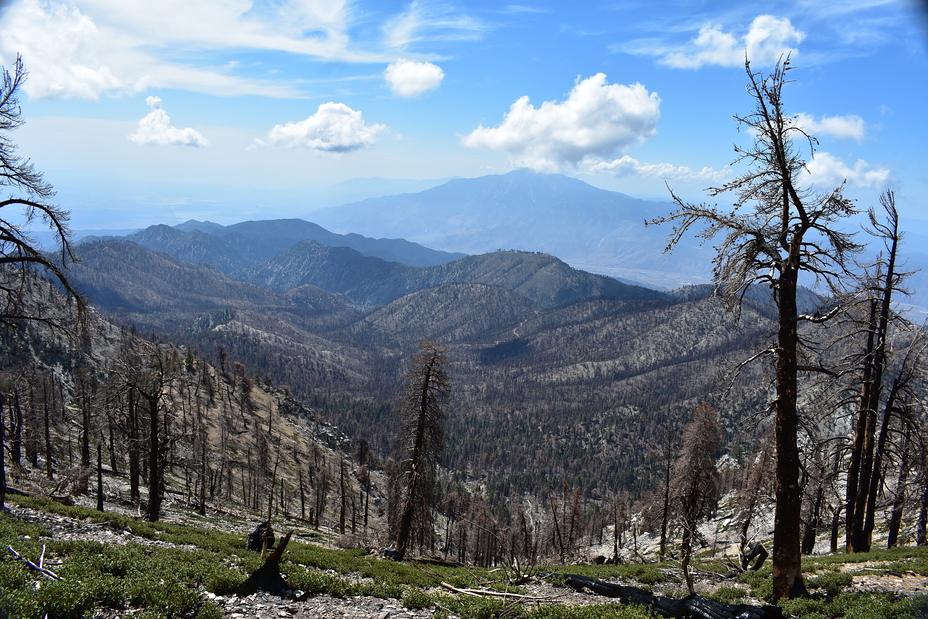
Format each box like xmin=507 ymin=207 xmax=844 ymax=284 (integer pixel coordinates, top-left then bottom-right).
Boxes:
xmin=402 ymin=588 xmax=435 ymax=609
xmin=194 ymin=600 xmax=224 ymax=619
xmin=706 ymin=586 xmax=746 ymax=605
xmin=285 ymin=568 xmax=352 ymax=597
xmin=806 ymin=571 xmax=853 ymax=598
xmin=737 ymin=568 xmax=772 ymax=600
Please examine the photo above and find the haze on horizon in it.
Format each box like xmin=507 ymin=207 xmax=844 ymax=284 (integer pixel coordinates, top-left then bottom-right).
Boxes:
xmin=0 ymin=0 xmax=925 ymax=231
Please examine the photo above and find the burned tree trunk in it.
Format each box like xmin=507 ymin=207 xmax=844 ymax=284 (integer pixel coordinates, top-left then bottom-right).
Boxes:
xmin=564 ymin=574 xmax=782 ymax=619
xmin=237 ymin=531 xmax=304 ymax=599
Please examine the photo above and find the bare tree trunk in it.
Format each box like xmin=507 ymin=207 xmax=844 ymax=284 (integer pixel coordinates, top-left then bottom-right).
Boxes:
xmin=659 ymin=430 xmax=673 ymax=562
xmin=128 ymin=389 xmax=140 ymax=504
xmin=96 ymin=442 xmax=104 ymax=512
xmin=146 ymin=393 xmax=163 ymax=522
xmin=198 ymin=428 xmax=207 ymax=516
xmin=10 ymin=390 xmax=22 ymax=468
xmin=772 ymin=265 xmax=807 ymax=600
xmin=916 ymin=480 xmax=928 ymax=546
xmin=863 ymin=383 xmax=901 ymax=547
xmin=887 ymin=425 xmax=911 ymax=548
xmin=298 ymin=467 xmax=306 ymax=521
xmin=339 ymin=457 xmax=347 ymax=535
xmin=0 ymin=393 xmax=6 ymax=510
xmin=43 ymin=378 xmax=53 ymax=479
xmin=847 ymin=299 xmax=877 ymax=552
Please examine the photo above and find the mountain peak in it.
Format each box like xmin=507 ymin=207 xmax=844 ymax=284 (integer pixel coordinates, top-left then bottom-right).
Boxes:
xmin=310 ymin=171 xmax=713 ymax=289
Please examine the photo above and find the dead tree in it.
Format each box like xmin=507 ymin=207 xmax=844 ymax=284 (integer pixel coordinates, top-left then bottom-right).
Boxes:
xmin=670 ymin=403 xmax=721 ymax=594
xmin=392 ymin=340 xmax=450 ymax=560
xmin=651 ymin=56 xmax=861 ymax=600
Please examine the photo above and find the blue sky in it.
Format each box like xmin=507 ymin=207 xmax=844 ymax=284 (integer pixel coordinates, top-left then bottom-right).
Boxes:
xmin=1 ymin=0 xmax=926 ymax=231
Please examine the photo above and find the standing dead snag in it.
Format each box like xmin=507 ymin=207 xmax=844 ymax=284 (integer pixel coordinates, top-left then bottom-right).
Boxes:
xmin=650 ymin=56 xmax=861 ymax=600
xmin=670 ymin=403 xmax=721 ymax=594
xmin=392 ymin=340 xmax=450 ymax=560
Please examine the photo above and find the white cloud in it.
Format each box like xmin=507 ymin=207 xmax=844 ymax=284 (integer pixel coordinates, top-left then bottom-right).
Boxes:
xmin=462 ymin=74 xmax=661 ymax=173
xmin=128 ymin=96 xmax=208 ymax=147
xmin=0 ymin=0 xmax=398 ymax=100
xmin=794 ymin=113 xmax=866 ymax=141
xmin=384 ymin=59 xmax=444 ymax=97
xmin=591 ymin=155 xmax=731 ymax=183
xmin=259 ymin=102 xmax=386 ymax=153
xmin=662 ymin=15 xmax=804 ymax=69
xmin=804 ymin=152 xmax=890 ymax=188
xmin=0 ymin=0 xmax=137 ymax=99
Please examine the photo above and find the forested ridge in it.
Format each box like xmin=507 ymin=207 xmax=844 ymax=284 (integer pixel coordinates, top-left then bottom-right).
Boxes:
xmin=65 ymin=238 xmax=779 ymax=500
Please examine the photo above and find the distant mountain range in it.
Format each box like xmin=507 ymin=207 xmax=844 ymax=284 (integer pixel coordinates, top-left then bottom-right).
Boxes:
xmin=309 ymin=169 xmax=716 ymax=290
xmin=69 ymin=170 xmax=926 ymax=310
xmin=80 ymin=218 xmax=466 ymax=271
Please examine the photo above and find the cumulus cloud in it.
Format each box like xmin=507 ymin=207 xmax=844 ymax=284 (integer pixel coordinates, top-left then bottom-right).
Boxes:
xmin=805 ymin=152 xmax=890 ymax=188
xmin=662 ymin=15 xmax=804 ymax=69
xmin=0 ymin=0 xmax=138 ymax=99
xmin=591 ymin=155 xmax=730 ymax=183
xmin=794 ymin=113 xmax=866 ymax=141
xmin=128 ymin=96 xmax=208 ymax=147
xmin=384 ymin=59 xmax=444 ymax=97
xmin=259 ymin=102 xmax=386 ymax=153
xmin=462 ymin=74 xmax=661 ymax=172
xmin=0 ymin=0 xmax=392 ymax=100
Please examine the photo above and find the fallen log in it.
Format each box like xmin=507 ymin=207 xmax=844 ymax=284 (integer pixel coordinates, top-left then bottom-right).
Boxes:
xmin=439 ymin=581 xmax=554 ymax=602
xmin=237 ymin=531 xmax=304 ymax=599
xmin=563 ymin=574 xmax=782 ymax=619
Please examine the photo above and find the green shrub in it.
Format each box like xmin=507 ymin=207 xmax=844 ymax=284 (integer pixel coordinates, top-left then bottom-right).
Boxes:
xmin=402 ymin=588 xmax=435 ymax=609
xmin=126 ymin=575 xmax=199 ymax=617
xmin=194 ymin=600 xmax=224 ymax=619
xmin=778 ymin=595 xmax=830 ymax=619
xmin=285 ymin=568 xmax=352 ymax=597
xmin=0 ymin=589 xmax=42 ymax=619
xmin=355 ymin=580 xmax=406 ymax=598
xmin=736 ymin=569 xmax=772 ymax=600
xmin=806 ymin=571 xmax=853 ymax=597
xmin=706 ymin=586 xmax=746 ymax=605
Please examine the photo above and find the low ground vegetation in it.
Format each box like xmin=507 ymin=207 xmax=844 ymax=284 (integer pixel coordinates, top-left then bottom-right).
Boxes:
xmin=2 ymin=495 xmax=928 ymax=618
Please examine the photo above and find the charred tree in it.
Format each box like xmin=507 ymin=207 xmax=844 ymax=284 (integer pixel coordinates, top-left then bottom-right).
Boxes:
xmin=670 ymin=403 xmax=721 ymax=594
xmin=392 ymin=340 xmax=450 ymax=560
xmin=651 ymin=57 xmax=860 ymax=600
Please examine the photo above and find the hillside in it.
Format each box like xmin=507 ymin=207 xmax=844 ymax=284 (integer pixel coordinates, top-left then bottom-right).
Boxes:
xmin=4 ymin=275 xmax=926 ymax=619
xmin=233 ymin=243 xmax=662 ymax=308
xmin=68 ymin=239 xmax=773 ymax=499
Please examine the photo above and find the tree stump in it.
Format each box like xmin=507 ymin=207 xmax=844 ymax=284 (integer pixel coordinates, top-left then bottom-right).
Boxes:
xmin=237 ymin=531 xmax=304 ymax=599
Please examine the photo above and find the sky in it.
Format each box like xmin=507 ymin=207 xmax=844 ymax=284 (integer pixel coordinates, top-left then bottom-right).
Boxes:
xmin=1 ymin=0 xmax=927 ymax=231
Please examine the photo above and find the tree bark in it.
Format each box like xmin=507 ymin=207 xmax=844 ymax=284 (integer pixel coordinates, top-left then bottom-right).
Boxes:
xmin=771 ymin=263 xmax=806 ymax=601
xmin=887 ymin=434 xmax=909 ymax=548
xmin=0 ymin=393 xmax=6 ymax=510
